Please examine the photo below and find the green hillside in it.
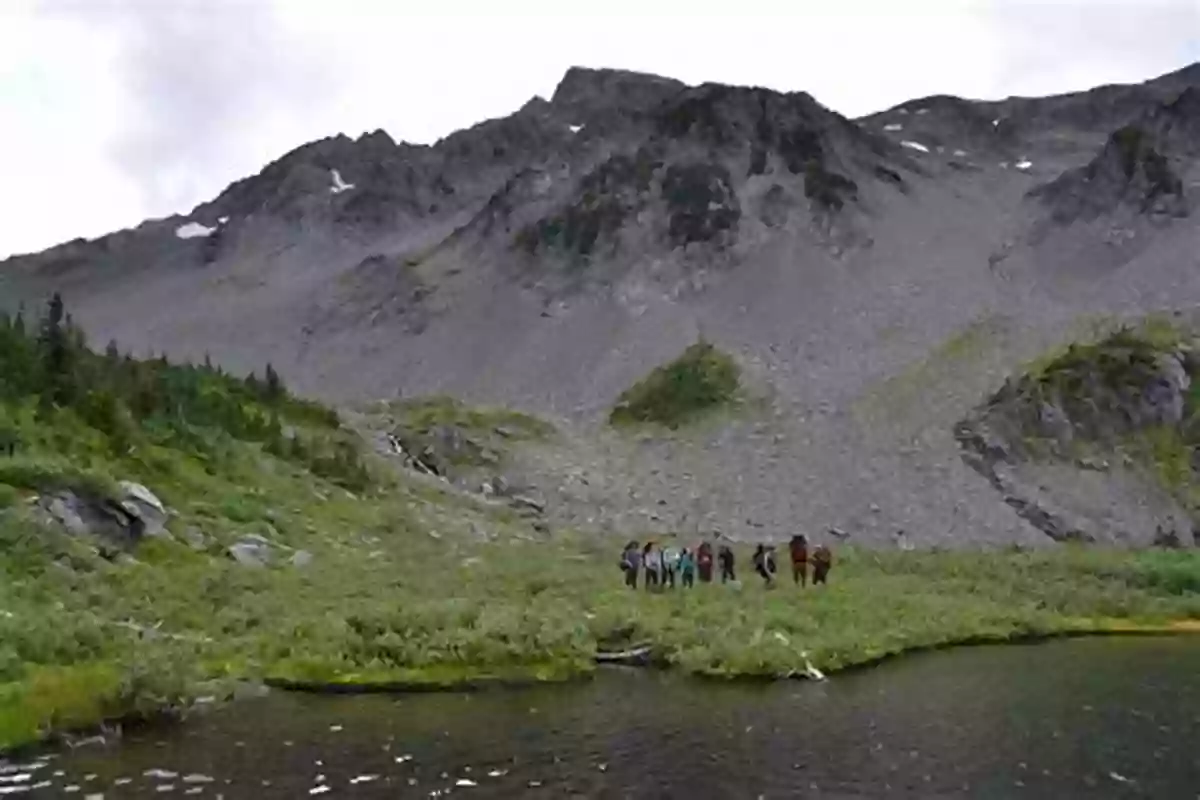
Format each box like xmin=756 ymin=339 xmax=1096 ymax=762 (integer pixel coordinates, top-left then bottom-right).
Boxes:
xmin=1 ymin=297 xmax=1199 ymax=752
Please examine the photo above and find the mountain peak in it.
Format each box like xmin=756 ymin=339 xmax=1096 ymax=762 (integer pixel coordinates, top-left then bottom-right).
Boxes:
xmin=550 ymin=65 xmax=687 ymax=117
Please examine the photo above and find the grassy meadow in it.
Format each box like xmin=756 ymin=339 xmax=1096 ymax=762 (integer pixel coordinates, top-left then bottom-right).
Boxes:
xmin=1 ymin=298 xmax=1199 ymax=751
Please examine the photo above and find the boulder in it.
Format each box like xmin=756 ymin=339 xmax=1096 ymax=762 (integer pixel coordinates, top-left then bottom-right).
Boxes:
xmin=510 ymin=493 xmax=547 ymax=515
xmin=290 ymin=549 xmax=314 ymax=568
xmin=34 ymin=490 xmax=139 ymax=550
xmin=228 ymin=538 xmax=273 ymax=567
xmin=117 ymin=481 xmax=170 ymax=538
xmin=182 ymin=526 xmax=208 ymax=551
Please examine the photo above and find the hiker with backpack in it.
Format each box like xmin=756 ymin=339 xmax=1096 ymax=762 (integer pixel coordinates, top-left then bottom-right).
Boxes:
xmin=718 ymin=544 xmax=736 ymax=584
xmin=812 ymin=543 xmax=834 ymax=586
xmin=697 ymin=541 xmax=714 ymax=583
xmin=620 ymin=540 xmax=642 ymax=589
xmin=661 ymin=542 xmax=681 ymax=589
xmin=643 ymin=542 xmax=663 ymax=590
xmin=679 ymin=547 xmax=696 ymax=588
xmin=753 ymin=544 xmax=777 ymax=588
xmin=789 ymin=533 xmax=809 ymax=587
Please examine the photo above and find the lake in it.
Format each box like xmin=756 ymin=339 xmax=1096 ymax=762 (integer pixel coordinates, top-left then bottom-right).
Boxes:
xmin=5 ymin=636 xmax=1199 ymax=798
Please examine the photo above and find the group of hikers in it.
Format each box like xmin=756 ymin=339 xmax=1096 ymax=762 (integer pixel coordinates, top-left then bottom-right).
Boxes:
xmin=619 ymin=534 xmax=833 ymax=590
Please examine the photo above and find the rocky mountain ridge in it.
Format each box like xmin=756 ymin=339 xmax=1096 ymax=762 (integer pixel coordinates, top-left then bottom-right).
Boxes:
xmin=4 ymin=62 xmax=1200 ymax=548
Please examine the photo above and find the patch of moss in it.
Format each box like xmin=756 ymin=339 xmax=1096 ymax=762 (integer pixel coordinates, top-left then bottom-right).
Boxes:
xmin=384 ymin=395 xmax=554 ymax=474
xmin=1098 ymin=125 xmax=1184 ymax=212
xmin=661 ymin=163 xmax=741 ymax=247
xmin=388 ymin=395 xmax=553 ymax=440
xmin=515 ymin=149 xmax=662 ymax=258
xmin=804 ymin=161 xmax=858 ymax=211
xmin=656 ymin=86 xmax=739 ymax=144
xmin=777 ymin=127 xmax=825 ymax=174
xmin=609 ymin=340 xmax=741 ymax=428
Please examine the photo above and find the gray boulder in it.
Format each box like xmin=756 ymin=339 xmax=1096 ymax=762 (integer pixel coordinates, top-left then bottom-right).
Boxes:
xmin=117 ymin=481 xmax=170 ymax=538
xmin=510 ymin=493 xmax=547 ymax=515
xmin=34 ymin=490 xmax=139 ymax=550
xmin=182 ymin=526 xmax=208 ymax=551
xmin=228 ymin=538 xmax=273 ymax=567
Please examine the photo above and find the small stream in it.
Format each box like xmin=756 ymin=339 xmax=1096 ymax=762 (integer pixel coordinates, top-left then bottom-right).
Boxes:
xmin=5 ymin=637 xmax=1200 ymax=798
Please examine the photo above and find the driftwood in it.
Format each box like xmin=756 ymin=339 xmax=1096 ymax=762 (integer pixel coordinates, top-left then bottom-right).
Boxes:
xmin=594 ymin=645 xmax=653 ymax=666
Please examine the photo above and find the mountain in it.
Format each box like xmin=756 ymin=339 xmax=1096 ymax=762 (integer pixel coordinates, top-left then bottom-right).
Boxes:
xmin=4 ymin=62 xmax=1200 ymax=549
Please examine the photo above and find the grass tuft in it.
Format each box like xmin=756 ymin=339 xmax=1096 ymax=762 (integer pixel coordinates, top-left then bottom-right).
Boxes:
xmin=610 ymin=341 xmax=740 ymax=429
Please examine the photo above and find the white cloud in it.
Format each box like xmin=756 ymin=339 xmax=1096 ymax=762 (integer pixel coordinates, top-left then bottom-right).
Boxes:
xmin=0 ymin=0 xmax=1196 ymax=259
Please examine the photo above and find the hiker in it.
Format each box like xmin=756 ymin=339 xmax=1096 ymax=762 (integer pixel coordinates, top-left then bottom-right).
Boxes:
xmin=789 ymin=533 xmax=809 ymax=587
xmin=753 ymin=544 xmax=775 ymax=587
xmin=620 ymin=540 xmax=642 ymax=589
xmin=662 ymin=543 xmax=681 ymax=589
xmin=643 ymin=542 xmax=662 ymax=590
xmin=812 ymin=544 xmax=833 ymax=586
xmin=679 ymin=547 xmax=696 ymax=588
xmin=718 ymin=544 xmax=736 ymax=584
xmin=697 ymin=541 xmax=714 ymax=583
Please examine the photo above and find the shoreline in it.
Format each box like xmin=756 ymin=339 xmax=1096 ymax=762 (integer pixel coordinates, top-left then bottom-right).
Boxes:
xmin=5 ymin=620 xmax=1198 ymax=757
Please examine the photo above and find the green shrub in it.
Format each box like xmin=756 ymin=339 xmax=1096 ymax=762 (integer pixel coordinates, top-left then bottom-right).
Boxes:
xmin=610 ymin=340 xmax=740 ymax=428
xmin=0 ymin=484 xmax=19 ymax=509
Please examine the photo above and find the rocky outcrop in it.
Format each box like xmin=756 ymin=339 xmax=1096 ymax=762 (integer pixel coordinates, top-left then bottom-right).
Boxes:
xmin=1029 ymin=83 xmax=1199 ymax=231
xmin=1032 ymin=123 xmax=1188 ymax=225
xmin=32 ymin=481 xmax=172 ymax=552
xmin=957 ymin=325 xmax=1199 ymax=546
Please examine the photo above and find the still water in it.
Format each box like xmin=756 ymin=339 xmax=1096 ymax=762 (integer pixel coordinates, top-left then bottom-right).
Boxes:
xmin=5 ymin=637 xmax=1200 ymax=798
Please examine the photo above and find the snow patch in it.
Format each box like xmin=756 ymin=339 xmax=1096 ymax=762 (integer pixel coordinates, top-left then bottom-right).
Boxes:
xmin=568 ymin=124 xmax=583 ymax=133
xmin=992 ymin=118 xmax=1000 ymax=127
xmin=883 ymin=123 xmax=903 ymax=132
xmin=900 ymin=140 xmax=930 ymax=153
xmin=916 ymin=108 xmax=929 ymax=115
xmin=1015 ymin=159 xmax=1033 ymax=170
xmin=174 ymin=222 xmax=215 ymax=240
xmin=217 ymin=216 xmax=229 ymax=225
xmin=898 ymin=108 xmax=909 ymax=115
xmin=329 ymin=169 xmax=355 ymax=194
xmin=953 ymin=149 xmax=967 ymax=157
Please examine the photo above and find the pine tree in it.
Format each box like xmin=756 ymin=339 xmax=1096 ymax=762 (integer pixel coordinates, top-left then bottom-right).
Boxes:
xmin=264 ymin=362 xmax=284 ymax=404
xmin=37 ymin=292 xmax=77 ymax=409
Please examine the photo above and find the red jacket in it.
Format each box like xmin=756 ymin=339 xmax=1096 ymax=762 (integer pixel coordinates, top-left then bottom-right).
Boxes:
xmin=789 ymin=539 xmax=808 ymax=563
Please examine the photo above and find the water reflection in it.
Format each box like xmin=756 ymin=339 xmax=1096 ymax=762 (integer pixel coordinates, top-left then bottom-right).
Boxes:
xmin=9 ymin=637 xmax=1200 ymax=798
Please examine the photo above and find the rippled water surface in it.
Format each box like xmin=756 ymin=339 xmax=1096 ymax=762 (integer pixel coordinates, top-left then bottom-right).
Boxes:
xmin=7 ymin=637 xmax=1200 ymax=798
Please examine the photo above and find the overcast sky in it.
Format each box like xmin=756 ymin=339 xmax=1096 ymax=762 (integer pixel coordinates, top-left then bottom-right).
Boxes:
xmin=1 ymin=0 xmax=1197 ymax=259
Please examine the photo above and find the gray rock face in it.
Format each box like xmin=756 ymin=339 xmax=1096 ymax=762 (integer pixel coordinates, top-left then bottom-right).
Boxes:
xmin=33 ymin=483 xmax=169 ymax=551
xmin=5 ymin=63 xmax=1200 ymax=549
